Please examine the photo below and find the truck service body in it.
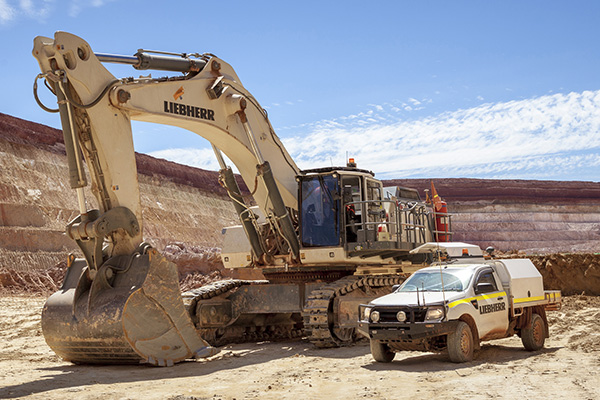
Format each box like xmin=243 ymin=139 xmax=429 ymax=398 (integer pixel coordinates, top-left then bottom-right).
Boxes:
xmin=358 ymin=258 xmax=561 ymax=362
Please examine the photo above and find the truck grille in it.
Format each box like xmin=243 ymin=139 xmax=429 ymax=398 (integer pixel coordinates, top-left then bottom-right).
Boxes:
xmin=375 ymin=307 xmax=428 ymax=323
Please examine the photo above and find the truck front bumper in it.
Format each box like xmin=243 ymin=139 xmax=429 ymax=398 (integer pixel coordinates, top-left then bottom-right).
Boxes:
xmin=357 ymin=320 xmax=461 ymax=341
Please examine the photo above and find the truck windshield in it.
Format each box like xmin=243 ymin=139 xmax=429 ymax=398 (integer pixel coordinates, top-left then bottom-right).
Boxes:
xmin=397 ymin=269 xmax=473 ymax=292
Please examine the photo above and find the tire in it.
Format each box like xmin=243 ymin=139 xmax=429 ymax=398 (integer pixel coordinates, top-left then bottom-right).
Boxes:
xmin=447 ymin=321 xmax=474 ymax=363
xmin=370 ymin=340 xmax=395 ymax=363
xmin=521 ymin=313 xmax=546 ymax=351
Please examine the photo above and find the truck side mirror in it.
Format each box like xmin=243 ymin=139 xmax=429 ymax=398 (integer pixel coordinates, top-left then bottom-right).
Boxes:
xmin=475 ymin=282 xmax=495 ymax=294
xmin=392 ymin=284 xmax=401 ymax=292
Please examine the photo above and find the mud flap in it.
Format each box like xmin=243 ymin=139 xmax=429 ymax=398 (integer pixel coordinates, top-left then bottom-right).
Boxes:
xmin=42 ymin=249 xmax=218 ymax=366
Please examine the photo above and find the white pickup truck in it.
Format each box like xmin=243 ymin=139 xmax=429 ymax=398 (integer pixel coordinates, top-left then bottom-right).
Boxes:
xmin=358 ymin=258 xmax=561 ymax=363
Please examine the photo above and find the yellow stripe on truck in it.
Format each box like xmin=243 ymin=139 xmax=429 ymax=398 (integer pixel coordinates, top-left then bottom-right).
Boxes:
xmin=513 ymin=295 xmax=546 ymax=304
xmin=448 ymin=291 xmax=506 ymax=309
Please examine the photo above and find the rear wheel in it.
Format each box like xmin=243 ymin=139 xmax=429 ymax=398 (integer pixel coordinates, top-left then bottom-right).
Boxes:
xmin=370 ymin=340 xmax=395 ymax=363
xmin=447 ymin=321 xmax=474 ymax=363
xmin=521 ymin=313 xmax=545 ymax=351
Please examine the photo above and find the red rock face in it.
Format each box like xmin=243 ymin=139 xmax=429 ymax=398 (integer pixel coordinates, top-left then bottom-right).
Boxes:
xmin=385 ymin=179 xmax=600 ymax=253
xmin=385 ymin=178 xmax=600 ymax=205
xmin=0 ymin=112 xmax=240 ymax=279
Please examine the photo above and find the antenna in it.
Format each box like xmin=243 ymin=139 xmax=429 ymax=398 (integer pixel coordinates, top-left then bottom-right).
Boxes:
xmin=439 ymin=263 xmax=447 ymax=305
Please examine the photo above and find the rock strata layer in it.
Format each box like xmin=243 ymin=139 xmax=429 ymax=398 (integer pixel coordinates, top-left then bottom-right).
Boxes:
xmin=385 ymin=178 xmax=600 ymax=254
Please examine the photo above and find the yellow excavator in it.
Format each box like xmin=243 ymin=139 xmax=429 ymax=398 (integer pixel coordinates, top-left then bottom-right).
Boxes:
xmin=32 ymin=32 xmax=472 ymax=366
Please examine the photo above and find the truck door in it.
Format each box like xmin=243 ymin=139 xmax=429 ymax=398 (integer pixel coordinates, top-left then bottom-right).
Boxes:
xmin=472 ymin=269 xmax=509 ymax=340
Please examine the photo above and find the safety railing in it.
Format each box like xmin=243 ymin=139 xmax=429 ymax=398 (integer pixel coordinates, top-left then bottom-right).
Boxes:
xmin=344 ymin=199 xmax=433 ymax=246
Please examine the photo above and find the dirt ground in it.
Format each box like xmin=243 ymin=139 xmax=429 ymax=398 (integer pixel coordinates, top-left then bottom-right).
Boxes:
xmin=0 ymin=294 xmax=598 ymax=400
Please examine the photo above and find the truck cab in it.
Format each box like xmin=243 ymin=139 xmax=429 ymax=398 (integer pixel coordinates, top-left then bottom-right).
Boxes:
xmin=358 ymin=259 xmax=561 ymax=363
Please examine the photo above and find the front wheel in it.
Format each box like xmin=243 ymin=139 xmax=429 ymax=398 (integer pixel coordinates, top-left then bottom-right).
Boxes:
xmin=447 ymin=321 xmax=474 ymax=363
xmin=521 ymin=313 xmax=546 ymax=351
xmin=370 ymin=340 xmax=395 ymax=363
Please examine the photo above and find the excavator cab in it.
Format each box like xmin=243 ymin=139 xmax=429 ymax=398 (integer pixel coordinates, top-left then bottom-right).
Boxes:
xmin=297 ymin=166 xmax=441 ymax=264
xmin=298 ymin=168 xmax=380 ymax=249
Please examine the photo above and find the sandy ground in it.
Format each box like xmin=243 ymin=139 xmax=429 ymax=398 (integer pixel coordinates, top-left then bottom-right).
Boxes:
xmin=0 ymin=294 xmax=598 ymax=400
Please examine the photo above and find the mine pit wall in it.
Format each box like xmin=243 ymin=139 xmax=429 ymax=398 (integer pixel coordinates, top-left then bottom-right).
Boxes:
xmin=385 ymin=178 xmax=600 ymax=254
xmin=450 ymin=202 xmax=600 ymax=254
xmin=0 ymin=136 xmax=79 ymax=273
xmin=0 ymin=113 xmax=241 ymax=276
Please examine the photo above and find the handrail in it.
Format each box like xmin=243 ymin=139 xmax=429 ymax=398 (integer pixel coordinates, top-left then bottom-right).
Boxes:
xmin=343 ymin=198 xmax=436 ymax=245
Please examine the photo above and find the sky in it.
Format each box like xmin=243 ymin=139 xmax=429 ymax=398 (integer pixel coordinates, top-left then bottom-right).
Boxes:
xmin=1 ymin=1 xmax=599 ymax=181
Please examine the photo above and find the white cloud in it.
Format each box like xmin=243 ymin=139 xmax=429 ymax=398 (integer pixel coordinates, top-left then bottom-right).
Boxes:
xmin=0 ymin=0 xmax=16 ymax=23
xmin=149 ymin=147 xmax=220 ymax=171
xmin=282 ymin=90 xmax=600 ymax=180
xmin=68 ymin=0 xmax=79 ymax=17
xmin=0 ymin=0 xmax=110 ymax=23
xmin=142 ymin=90 xmax=600 ymax=181
xmin=398 ymin=153 xmax=600 ymax=180
xmin=19 ymin=0 xmax=52 ymax=18
xmin=69 ymin=0 xmax=114 ymax=17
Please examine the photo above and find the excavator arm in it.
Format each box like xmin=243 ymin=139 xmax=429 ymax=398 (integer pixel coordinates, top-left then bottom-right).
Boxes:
xmin=32 ymin=32 xmax=301 ymax=366
xmin=33 ymin=32 xmax=300 ymax=263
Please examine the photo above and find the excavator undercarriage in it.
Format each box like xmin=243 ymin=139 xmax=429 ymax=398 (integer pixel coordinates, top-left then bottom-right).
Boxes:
xmin=181 ymin=270 xmax=411 ymax=348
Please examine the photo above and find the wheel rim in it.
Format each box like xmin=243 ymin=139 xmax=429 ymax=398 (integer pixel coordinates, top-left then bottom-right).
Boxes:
xmin=460 ymin=329 xmax=471 ymax=355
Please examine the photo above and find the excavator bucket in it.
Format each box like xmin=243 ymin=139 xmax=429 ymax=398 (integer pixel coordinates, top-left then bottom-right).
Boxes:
xmin=42 ymin=248 xmax=217 ymax=366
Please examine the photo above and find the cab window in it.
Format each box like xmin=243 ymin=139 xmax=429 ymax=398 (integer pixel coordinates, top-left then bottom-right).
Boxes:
xmin=474 ymin=271 xmax=498 ymax=294
xmin=300 ymin=175 xmax=340 ymax=247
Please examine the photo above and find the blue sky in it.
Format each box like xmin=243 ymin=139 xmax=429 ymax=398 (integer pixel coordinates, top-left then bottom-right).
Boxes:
xmin=1 ymin=1 xmax=599 ymax=181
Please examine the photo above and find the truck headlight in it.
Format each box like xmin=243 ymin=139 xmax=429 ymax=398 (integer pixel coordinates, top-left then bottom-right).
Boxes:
xmin=363 ymin=307 xmax=372 ymax=320
xmin=425 ymin=307 xmax=444 ymax=321
xmin=396 ymin=311 xmax=407 ymax=322
xmin=370 ymin=310 xmax=380 ymax=323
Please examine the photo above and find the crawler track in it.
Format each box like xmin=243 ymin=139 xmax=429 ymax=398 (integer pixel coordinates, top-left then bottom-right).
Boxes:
xmin=302 ymin=274 xmax=407 ymax=348
xmin=183 ymin=280 xmax=302 ymax=346
xmin=183 ymin=279 xmax=267 ymax=303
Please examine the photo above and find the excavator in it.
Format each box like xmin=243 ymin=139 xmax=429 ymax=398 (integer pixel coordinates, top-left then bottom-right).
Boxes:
xmin=32 ymin=32 xmax=467 ymax=366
